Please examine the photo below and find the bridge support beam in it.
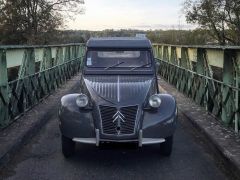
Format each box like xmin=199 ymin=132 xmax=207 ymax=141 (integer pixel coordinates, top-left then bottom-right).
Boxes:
xmin=0 ymin=50 xmax=9 ymax=127
xmin=181 ymin=47 xmax=191 ymax=70
xmin=170 ymin=46 xmax=177 ymax=65
xmin=222 ymin=50 xmax=237 ymax=127
xmin=163 ymin=46 xmax=169 ymax=62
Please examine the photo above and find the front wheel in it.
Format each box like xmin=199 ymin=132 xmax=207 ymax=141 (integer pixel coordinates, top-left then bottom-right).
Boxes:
xmin=61 ymin=135 xmax=75 ymax=158
xmin=160 ymin=135 xmax=173 ymax=156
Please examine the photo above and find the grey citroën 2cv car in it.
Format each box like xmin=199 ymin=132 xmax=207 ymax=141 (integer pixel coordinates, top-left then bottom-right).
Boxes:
xmin=59 ymin=37 xmax=177 ymax=157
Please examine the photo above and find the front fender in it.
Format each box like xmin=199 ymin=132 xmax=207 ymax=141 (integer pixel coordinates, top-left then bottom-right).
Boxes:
xmin=59 ymin=94 xmax=95 ymax=139
xmin=142 ymin=94 xmax=177 ymax=138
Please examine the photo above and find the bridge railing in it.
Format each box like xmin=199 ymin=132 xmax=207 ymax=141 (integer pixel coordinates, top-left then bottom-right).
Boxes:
xmin=153 ymin=44 xmax=240 ymax=133
xmin=0 ymin=44 xmax=85 ymax=128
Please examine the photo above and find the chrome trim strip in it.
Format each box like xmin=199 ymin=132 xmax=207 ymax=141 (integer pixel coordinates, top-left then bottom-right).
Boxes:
xmin=96 ymin=129 xmax=100 ymax=146
xmin=72 ymin=138 xmax=96 ymax=144
xmin=72 ymin=129 xmax=100 ymax=146
xmin=141 ymin=138 xmax=165 ymax=145
xmin=72 ymin=137 xmax=165 ymax=146
xmin=139 ymin=130 xmax=143 ymax=147
xmin=117 ymin=75 xmax=120 ymax=102
xmin=138 ymin=130 xmax=165 ymax=147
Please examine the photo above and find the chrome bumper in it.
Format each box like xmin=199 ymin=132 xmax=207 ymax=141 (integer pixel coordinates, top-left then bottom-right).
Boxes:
xmin=72 ymin=129 xmax=165 ymax=147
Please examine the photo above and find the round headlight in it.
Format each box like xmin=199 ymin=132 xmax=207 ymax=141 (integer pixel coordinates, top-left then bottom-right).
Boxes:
xmin=149 ymin=94 xmax=161 ymax=108
xmin=76 ymin=94 xmax=89 ymax=108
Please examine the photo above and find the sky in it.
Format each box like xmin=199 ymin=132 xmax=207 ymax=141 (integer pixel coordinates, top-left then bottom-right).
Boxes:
xmin=66 ymin=0 xmax=193 ymax=31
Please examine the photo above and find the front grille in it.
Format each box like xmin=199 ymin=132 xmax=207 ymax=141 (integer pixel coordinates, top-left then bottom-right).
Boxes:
xmin=99 ymin=105 xmax=138 ymax=135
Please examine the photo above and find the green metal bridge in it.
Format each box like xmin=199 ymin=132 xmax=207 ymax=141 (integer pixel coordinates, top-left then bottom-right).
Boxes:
xmin=0 ymin=43 xmax=240 ymax=179
xmin=0 ymin=43 xmax=239 ymax=132
xmin=153 ymin=44 xmax=240 ymax=133
xmin=0 ymin=44 xmax=85 ymax=128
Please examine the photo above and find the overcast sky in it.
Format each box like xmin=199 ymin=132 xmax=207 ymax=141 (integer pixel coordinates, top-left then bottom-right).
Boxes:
xmin=66 ymin=0 xmax=193 ymax=30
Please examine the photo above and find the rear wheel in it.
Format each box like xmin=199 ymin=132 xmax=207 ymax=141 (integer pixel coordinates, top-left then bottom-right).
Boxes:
xmin=160 ymin=135 xmax=173 ymax=156
xmin=61 ymin=135 xmax=75 ymax=158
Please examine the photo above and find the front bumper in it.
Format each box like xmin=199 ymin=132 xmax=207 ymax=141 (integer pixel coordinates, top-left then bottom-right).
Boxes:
xmin=72 ymin=129 xmax=165 ymax=147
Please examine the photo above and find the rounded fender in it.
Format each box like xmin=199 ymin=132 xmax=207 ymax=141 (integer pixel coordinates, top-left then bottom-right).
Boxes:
xmin=59 ymin=94 xmax=95 ymax=139
xmin=142 ymin=94 xmax=177 ymax=138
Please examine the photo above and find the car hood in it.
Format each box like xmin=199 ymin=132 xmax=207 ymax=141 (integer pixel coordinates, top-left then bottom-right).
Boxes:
xmin=83 ymin=75 xmax=155 ymax=105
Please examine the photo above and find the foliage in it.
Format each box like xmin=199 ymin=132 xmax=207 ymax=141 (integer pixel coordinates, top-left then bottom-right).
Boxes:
xmin=0 ymin=0 xmax=84 ymax=44
xmin=50 ymin=29 xmax=214 ymax=45
xmin=184 ymin=0 xmax=240 ymax=45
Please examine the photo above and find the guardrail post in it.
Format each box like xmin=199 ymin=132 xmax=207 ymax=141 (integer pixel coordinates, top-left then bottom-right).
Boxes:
xmin=170 ymin=46 xmax=177 ymax=65
xmin=196 ymin=49 xmax=205 ymax=75
xmin=163 ymin=46 xmax=169 ymax=62
xmin=156 ymin=45 xmax=162 ymax=59
xmin=195 ymin=48 xmax=206 ymax=105
xmin=40 ymin=48 xmax=52 ymax=94
xmin=0 ymin=49 xmax=9 ymax=127
xmin=235 ymin=53 xmax=240 ymax=132
xmin=18 ymin=49 xmax=35 ymax=78
xmin=56 ymin=47 xmax=64 ymax=65
xmin=64 ymin=46 xmax=70 ymax=62
xmin=178 ymin=47 xmax=189 ymax=93
xmin=181 ymin=47 xmax=191 ymax=69
xmin=14 ymin=48 xmax=36 ymax=114
xmin=222 ymin=50 xmax=235 ymax=126
xmin=40 ymin=47 xmax=52 ymax=71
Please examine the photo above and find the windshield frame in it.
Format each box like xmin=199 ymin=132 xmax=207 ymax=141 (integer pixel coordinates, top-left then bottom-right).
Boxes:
xmin=84 ymin=48 xmax=153 ymax=70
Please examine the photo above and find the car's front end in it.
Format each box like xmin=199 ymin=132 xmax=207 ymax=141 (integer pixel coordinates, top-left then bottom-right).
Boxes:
xmin=59 ymin=37 xmax=177 ymax=157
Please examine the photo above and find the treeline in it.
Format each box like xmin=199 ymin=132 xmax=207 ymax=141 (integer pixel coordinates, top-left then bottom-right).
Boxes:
xmin=1 ymin=0 xmax=240 ymax=46
xmin=50 ymin=29 xmax=215 ymax=45
xmin=0 ymin=28 xmax=215 ymax=45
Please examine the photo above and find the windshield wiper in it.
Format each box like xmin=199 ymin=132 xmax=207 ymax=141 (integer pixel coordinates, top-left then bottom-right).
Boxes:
xmin=130 ymin=63 xmax=151 ymax=71
xmin=104 ymin=61 xmax=125 ymax=70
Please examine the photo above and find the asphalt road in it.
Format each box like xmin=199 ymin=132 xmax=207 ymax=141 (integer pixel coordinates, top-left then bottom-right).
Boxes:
xmin=0 ymin=113 xmax=230 ymax=180
xmin=0 ymin=77 xmax=231 ymax=180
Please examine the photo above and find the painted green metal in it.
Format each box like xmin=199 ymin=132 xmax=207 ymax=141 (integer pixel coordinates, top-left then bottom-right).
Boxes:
xmin=180 ymin=47 xmax=190 ymax=69
xmin=1 ymin=42 xmax=238 ymax=133
xmin=222 ymin=50 xmax=235 ymax=125
xmin=153 ymin=44 xmax=240 ymax=133
xmin=0 ymin=50 xmax=9 ymax=126
xmin=0 ymin=44 xmax=85 ymax=128
xmin=170 ymin=46 xmax=177 ymax=65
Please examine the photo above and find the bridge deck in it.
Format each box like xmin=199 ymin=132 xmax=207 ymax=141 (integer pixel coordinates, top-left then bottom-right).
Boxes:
xmin=0 ymin=74 xmax=237 ymax=180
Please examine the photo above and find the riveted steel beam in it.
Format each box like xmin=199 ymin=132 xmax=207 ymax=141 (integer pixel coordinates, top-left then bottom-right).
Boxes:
xmin=181 ymin=47 xmax=191 ymax=70
xmin=222 ymin=50 xmax=235 ymax=125
xmin=163 ymin=46 xmax=169 ymax=62
xmin=40 ymin=48 xmax=52 ymax=71
xmin=233 ymin=53 xmax=240 ymax=132
xmin=170 ymin=46 xmax=177 ymax=65
xmin=64 ymin=46 xmax=71 ymax=62
xmin=158 ymin=45 xmax=163 ymax=60
xmin=0 ymin=49 xmax=9 ymax=127
xmin=56 ymin=47 xmax=64 ymax=65
xmin=18 ymin=49 xmax=35 ymax=78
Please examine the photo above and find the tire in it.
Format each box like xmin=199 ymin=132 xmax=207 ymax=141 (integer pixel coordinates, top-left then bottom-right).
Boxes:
xmin=160 ymin=135 xmax=173 ymax=156
xmin=61 ymin=135 xmax=75 ymax=158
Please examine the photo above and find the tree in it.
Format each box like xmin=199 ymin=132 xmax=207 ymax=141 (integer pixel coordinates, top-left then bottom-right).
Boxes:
xmin=0 ymin=0 xmax=84 ymax=44
xmin=184 ymin=0 xmax=240 ymax=45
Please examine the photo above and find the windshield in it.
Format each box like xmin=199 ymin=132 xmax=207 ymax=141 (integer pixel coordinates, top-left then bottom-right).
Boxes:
xmin=86 ymin=50 xmax=151 ymax=68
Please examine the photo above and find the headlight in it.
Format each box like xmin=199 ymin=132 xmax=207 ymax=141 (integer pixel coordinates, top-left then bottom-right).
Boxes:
xmin=149 ymin=94 xmax=161 ymax=108
xmin=76 ymin=94 xmax=89 ymax=108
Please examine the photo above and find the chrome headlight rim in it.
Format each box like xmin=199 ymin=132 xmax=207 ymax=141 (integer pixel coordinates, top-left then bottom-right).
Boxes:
xmin=149 ymin=94 xmax=162 ymax=108
xmin=76 ymin=93 xmax=89 ymax=108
